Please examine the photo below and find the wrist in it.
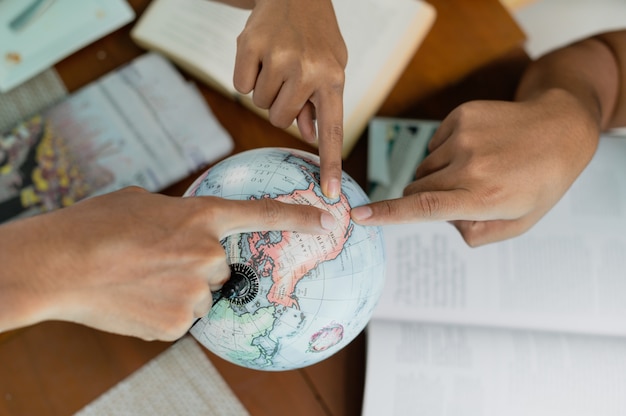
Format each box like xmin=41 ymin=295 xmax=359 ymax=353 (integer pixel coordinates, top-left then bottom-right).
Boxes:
xmin=521 ymin=88 xmax=602 ymax=173
xmin=530 ymin=87 xmax=603 ymax=130
xmin=523 ymin=88 xmax=602 ymax=138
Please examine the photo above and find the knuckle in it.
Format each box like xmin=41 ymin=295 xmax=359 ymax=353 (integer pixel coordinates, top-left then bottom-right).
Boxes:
xmin=323 ymin=157 xmax=343 ymax=175
xmin=206 ymin=257 xmax=230 ymax=287
xmin=461 ymin=233 xmax=481 ymax=248
xmin=329 ymin=165 xmax=343 ymax=181
xmin=320 ymin=124 xmax=344 ymax=144
xmin=452 ymin=220 xmax=482 ymax=247
xmin=212 ymin=273 xmax=229 ymax=289
xmin=268 ymin=110 xmax=293 ymax=129
xmin=252 ymin=91 xmax=271 ymax=109
xmin=138 ymin=332 xmax=157 ymax=342
xmin=453 ymin=101 xmax=480 ymax=121
xmin=150 ymin=310 xmax=193 ymax=342
xmin=446 ymin=130 xmax=478 ymax=157
xmin=459 ymin=229 xmax=481 ymax=248
xmin=460 ymin=158 xmax=488 ymax=182
xmin=476 ymin=185 xmax=506 ymax=209
xmin=186 ymin=277 xmax=212 ymax=302
xmin=192 ymin=197 xmax=221 ymax=225
xmin=207 ymin=247 xmax=228 ymax=265
xmin=302 ymin=56 xmax=345 ymax=91
xmin=295 ymin=205 xmax=317 ymax=225
xmin=316 ymin=67 xmax=345 ymax=99
xmin=375 ymin=200 xmax=402 ymax=220
xmin=235 ymin=31 xmax=246 ymax=47
xmin=337 ymin=44 xmax=348 ymax=68
xmin=236 ymin=31 xmax=256 ymax=52
xmin=258 ymin=198 xmax=283 ymax=228
xmin=161 ymin=317 xmax=192 ymax=341
xmin=323 ymin=65 xmax=346 ymax=93
xmin=410 ymin=192 xmax=442 ymax=218
xmin=269 ymin=48 xmax=303 ymax=75
xmin=453 ymin=132 xmax=474 ymax=152
xmin=328 ymin=67 xmax=345 ymax=90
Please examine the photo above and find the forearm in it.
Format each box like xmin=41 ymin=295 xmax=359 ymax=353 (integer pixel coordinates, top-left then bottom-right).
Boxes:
xmin=516 ymin=29 xmax=626 ymax=131
xmin=0 ymin=216 xmax=59 ymax=333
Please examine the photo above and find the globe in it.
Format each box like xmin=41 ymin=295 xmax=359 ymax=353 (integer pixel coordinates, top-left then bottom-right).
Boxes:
xmin=184 ymin=147 xmax=386 ymax=371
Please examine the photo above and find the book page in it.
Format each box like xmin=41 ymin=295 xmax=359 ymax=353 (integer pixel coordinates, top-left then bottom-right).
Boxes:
xmin=131 ymin=0 xmax=250 ymax=96
xmin=237 ymin=0 xmax=436 ymax=156
xmin=131 ymin=0 xmax=436 ymax=157
xmin=334 ymin=0 xmax=436 ymax=154
xmin=363 ymin=320 xmax=626 ymax=416
xmin=373 ymin=135 xmax=626 ymax=337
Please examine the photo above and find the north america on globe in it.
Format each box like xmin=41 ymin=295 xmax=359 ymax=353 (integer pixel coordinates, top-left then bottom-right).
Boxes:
xmin=185 ymin=147 xmax=385 ymax=371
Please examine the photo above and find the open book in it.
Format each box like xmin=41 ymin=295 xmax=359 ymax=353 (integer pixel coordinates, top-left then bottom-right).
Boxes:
xmin=130 ymin=0 xmax=436 ymax=158
xmin=363 ymin=131 xmax=626 ymax=415
xmin=0 ymin=52 xmax=233 ymax=223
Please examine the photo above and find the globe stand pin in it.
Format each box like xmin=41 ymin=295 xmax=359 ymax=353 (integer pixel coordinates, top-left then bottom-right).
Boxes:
xmin=213 ymin=263 xmax=259 ymax=307
xmin=191 ymin=263 xmax=260 ymax=329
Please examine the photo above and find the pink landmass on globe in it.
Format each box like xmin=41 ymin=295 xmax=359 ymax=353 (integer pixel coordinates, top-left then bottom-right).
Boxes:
xmin=309 ymin=323 xmax=344 ymax=352
xmin=246 ymin=182 xmax=353 ymax=309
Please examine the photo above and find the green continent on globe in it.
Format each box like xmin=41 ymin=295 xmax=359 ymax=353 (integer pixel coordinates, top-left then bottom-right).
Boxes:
xmin=209 ymin=301 xmax=277 ymax=366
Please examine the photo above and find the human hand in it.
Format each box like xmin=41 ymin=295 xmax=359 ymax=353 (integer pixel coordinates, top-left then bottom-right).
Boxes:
xmin=233 ymin=0 xmax=348 ymax=198
xmin=0 ymin=187 xmax=336 ymax=341
xmin=351 ymin=89 xmax=600 ymax=246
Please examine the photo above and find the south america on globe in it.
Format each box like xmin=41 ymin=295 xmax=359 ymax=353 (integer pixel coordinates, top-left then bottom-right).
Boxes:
xmin=184 ymin=147 xmax=386 ymax=371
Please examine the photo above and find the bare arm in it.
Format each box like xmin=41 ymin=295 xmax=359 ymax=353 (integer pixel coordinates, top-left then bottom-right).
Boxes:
xmin=0 ymin=187 xmax=335 ymax=341
xmin=352 ymin=29 xmax=626 ymax=246
xmin=516 ymin=30 xmax=625 ymax=129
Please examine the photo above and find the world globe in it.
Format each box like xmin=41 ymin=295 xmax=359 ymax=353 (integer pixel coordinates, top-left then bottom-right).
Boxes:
xmin=184 ymin=147 xmax=385 ymax=371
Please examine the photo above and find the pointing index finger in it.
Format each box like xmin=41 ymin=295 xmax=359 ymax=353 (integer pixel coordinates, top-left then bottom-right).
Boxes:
xmin=314 ymin=89 xmax=344 ymax=199
xmin=351 ymin=190 xmax=476 ymax=225
xmin=211 ymin=198 xmax=337 ymax=240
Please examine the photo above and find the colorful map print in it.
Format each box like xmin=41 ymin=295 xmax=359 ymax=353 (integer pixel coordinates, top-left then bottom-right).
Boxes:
xmin=187 ymin=148 xmax=386 ymax=370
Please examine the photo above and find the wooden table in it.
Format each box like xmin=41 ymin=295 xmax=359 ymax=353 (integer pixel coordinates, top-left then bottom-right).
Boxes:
xmin=0 ymin=1 xmax=529 ymax=415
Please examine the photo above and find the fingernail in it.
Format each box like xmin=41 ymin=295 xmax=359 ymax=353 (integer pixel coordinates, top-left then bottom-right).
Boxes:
xmin=326 ymin=179 xmax=340 ymax=199
xmin=321 ymin=212 xmax=337 ymax=231
xmin=351 ymin=206 xmax=373 ymax=221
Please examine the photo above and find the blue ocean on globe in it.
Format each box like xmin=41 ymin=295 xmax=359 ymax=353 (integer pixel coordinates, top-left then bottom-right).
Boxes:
xmin=185 ymin=147 xmax=386 ymax=371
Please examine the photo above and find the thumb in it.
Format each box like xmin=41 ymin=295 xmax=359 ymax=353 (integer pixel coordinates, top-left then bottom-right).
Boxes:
xmin=207 ymin=198 xmax=337 ymax=239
